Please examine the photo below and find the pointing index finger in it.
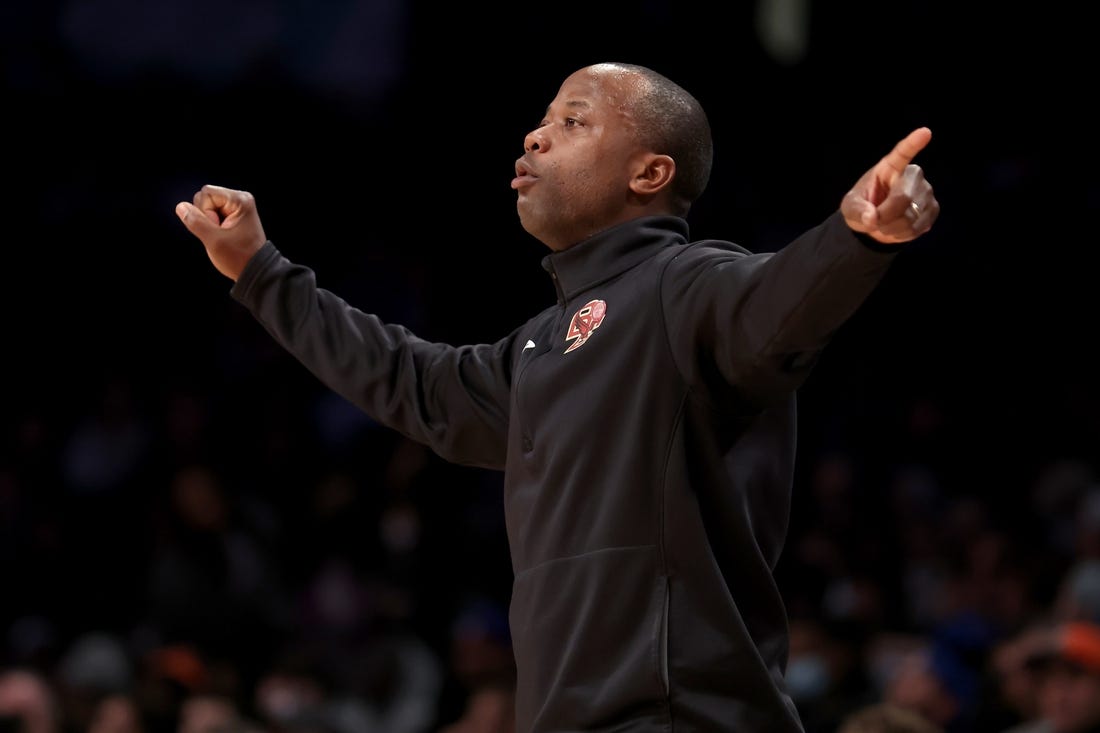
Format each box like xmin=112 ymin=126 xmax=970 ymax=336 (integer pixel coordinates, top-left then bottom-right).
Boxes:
xmin=881 ymin=127 xmax=932 ymax=172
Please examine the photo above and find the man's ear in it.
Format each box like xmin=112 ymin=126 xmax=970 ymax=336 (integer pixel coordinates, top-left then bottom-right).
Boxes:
xmin=629 ymin=153 xmax=676 ymax=196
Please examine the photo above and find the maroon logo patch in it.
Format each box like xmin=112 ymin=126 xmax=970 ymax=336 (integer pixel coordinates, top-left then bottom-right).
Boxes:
xmin=564 ymin=299 xmax=607 ymax=354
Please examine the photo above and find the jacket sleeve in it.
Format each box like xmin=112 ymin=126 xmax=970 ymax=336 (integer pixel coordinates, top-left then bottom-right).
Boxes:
xmin=230 ymin=242 xmax=514 ymax=470
xmin=660 ymin=210 xmax=902 ymax=411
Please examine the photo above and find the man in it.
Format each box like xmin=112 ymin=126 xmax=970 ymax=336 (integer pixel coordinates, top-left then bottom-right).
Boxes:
xmin=176 ymin=62 xmax=939 ymax=732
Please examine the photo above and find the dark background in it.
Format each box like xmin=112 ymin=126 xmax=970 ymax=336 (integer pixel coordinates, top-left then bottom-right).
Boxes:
xmin=1 ymin=1 xmax=1097 ymax=731
xmin=4 ymin=1 xmax=1094 ymax=460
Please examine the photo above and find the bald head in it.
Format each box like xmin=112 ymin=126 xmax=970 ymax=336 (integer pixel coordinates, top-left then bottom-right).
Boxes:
xmin=515 ymin=61 xmax=715 ymax=249
xmin=584 ymin=62 xmax=714 ymax=216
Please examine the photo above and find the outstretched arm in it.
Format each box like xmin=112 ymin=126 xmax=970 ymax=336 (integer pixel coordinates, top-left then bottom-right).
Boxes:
xmin=175 ymin=185 xmax=514 ymax=469
xmin=663 ymin=127 xmax=941 ymax=408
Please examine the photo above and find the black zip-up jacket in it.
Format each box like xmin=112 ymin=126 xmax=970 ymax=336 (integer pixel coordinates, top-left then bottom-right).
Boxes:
xmin=230 ymin=210 xmax=900 ymax=732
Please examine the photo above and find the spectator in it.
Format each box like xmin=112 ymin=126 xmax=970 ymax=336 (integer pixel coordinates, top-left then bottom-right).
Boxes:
xmin=0 ymin=669 xmax=60 ymax=733
xmin=838 ymin=702 xmax=944 ymax=733
xmin=1027 ymin=621 xmax=1100 ymax=733
xmin=87 ymin=694 xmax=145 ymax=733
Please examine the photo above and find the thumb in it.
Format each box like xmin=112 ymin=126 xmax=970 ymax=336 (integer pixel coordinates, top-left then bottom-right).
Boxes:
xmin=842 ymin=190 xmax=878 ymax=231
xmin=857 ymin=202 xmax=876 ymax=228
xmin=175 ymin=201 xmax=219 ymax=239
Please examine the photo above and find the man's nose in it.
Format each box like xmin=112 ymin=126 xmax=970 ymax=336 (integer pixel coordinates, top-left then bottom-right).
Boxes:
xmin=524 ymin=127 xmax=549 ymax=153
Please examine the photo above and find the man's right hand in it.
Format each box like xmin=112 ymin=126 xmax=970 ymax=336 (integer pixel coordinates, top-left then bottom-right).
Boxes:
xmin=176 ymin=184 xmax=267 ymax=282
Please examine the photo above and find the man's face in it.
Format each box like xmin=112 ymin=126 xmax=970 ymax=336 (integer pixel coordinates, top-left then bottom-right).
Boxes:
xmin=513 ymin=65 xmax=647 ymax=251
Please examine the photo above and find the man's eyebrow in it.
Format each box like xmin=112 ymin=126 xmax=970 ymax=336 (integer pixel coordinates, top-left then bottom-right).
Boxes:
xmin=544 ymin=100 xmax=592 ymax=115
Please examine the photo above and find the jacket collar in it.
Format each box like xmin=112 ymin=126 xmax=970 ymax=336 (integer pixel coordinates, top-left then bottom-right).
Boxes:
xmin=540 ymin=215 xmax=689 ymax=303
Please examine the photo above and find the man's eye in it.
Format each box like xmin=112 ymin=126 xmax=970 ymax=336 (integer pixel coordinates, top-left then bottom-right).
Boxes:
xmin=564 ymin=118 xmax=578 ymax=127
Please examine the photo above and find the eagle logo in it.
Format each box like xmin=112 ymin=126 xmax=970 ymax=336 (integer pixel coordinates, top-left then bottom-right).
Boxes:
xmin=564 ymin=299 xmax=607 ymax=354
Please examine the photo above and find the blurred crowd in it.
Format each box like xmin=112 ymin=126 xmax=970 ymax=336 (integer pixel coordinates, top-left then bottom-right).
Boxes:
xmin=4 ymin=355 xmax=1100 ymax=733
xmin=1 ymin=361 xmax=519 ymax=733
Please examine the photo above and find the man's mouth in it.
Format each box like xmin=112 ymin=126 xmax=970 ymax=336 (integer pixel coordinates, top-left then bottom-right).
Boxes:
xmin=512 ymin=159 xmax=538 ymax=190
